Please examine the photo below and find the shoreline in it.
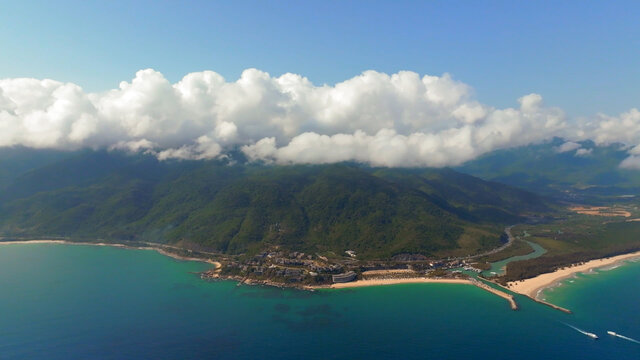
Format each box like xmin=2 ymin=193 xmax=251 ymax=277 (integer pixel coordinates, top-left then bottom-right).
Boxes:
xmin=506 ymin=250 xmax=640 ymax=300
xmin=325 ymin=277 xmax=472 ymax=288
xmin=0 ymin=239 xmax=222 ymax=269
xmin=315 ymin=277 xmax=518 ymax=310
xmin=11 ymin=239 xmax=637 ymax=313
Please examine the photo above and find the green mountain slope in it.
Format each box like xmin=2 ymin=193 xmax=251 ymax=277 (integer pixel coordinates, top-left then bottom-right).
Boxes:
xmin=0 ymin=150 xmax=553 ymax=259
xmin=0 ymin=147 xmax=71 ymax=189
xmin=457 ymin=138 xmax=640 ymax=201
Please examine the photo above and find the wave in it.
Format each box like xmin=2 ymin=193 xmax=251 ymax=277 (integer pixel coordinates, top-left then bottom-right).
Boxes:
xmin=600 ymin=264 xmax=621 ymax=271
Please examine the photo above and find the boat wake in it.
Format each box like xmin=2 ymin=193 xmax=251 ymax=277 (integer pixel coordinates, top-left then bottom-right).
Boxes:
xmin=564 ymin=323 xmax=598 ymax=339
xmin=608 ymin=331 xmax=640 ymax=344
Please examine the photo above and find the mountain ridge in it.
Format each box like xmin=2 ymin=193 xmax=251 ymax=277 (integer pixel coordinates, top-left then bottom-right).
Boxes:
xmin=457 ymin=137 xmax=640 ymax=201
xmin=0 ymin=149 xmax=552 ymax=259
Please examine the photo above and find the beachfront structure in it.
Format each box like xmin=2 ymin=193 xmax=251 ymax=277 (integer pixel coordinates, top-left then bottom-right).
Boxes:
xmin=332 ymin=271 xmax=357 ymax=283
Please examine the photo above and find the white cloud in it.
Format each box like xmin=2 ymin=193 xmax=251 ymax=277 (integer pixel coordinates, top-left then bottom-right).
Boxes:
xmin=575 ymin=148 xmax=592 ymax=157
xmin=619 ymin=144 xmax=640 ymax=169
xmin=620 ymin=155 xmax=640 ymax=169
xmin=628 ymin=144 xmax=640 ymax=155
xmin=553 ymin=141 xmax=594 ymax=157
xmin=555 ymin=141 xmax=581 ymax=153
xmin=157 ymin=135 xmax=222 ymax=161
xmin=0 ymin=68 xmax=638 ymax=167
xmin=109 ymin=139 xmax=157 ymax=153
xmin=577 ymin=108 xmax=640 ymax=145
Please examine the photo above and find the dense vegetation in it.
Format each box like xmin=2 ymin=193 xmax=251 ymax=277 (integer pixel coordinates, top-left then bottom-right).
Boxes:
xmin=0 ymin=149 xmax=552 ymax=259
xmin=497 ymin=215 xmax=640 ymax=283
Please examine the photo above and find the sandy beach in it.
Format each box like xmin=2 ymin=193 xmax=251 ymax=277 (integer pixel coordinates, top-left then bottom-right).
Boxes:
xmin=327 ymin=277 xmax=518 ymax=309
xmin=507 ymin=250 xmax=640 ymax=299
xmin=0 ymin=240 xmax=67 ymax=245
xmin=329 ymin=277 xmax=472 ymax=288
xmin=153 ymin=248 xmax=221 ymax=267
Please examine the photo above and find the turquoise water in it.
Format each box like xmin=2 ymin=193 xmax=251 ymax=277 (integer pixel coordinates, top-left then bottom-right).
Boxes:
xmin=482 ymin=240 xmax=547 ymax=276
xmin=541 ymin=259 xmax=640 ymax=353
xmin=0 ymin=243 xmax=638 ymax=359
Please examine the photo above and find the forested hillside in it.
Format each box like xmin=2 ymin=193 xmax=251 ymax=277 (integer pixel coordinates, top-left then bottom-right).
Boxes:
xmin=0 ymin=149 xmax=553 ymax=259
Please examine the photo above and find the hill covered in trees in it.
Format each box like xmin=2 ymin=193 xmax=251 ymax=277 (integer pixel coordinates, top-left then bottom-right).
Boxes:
xmin=0 ymin=149 xmax=553 ymax=259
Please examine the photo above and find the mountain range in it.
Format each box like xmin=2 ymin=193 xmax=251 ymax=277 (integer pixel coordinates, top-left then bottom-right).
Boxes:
xmin=458 ymin=137 xmax=640 ymax=202
xmin=0 ymin=148 xmax=551 ymax=259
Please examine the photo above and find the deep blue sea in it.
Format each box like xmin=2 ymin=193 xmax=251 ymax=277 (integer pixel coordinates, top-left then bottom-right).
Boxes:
xmin=0 ymin=243 xmax=638 ymax=359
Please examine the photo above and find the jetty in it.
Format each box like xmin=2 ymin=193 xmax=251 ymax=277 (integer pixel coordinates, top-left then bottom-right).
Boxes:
xmin=470 ymin=279 xmax=518 ymax=310
xmin=533 ymin=298 xmax=572 ymax=313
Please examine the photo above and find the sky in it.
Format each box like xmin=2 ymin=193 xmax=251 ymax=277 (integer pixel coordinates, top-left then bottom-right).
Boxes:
xmin=0 ymin=1 xmax=639 ymax=167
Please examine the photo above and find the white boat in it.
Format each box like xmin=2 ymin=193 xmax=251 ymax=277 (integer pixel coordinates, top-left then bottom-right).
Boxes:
xmin=606 ymin=331 xmax=640 ymax=344
xmin=565 ymin=323 xmax=599 ymax=339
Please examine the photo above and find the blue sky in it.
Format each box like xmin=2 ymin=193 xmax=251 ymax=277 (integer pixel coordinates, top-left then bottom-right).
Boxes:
xmin=0 ymin=0 xmax=638 ymax=116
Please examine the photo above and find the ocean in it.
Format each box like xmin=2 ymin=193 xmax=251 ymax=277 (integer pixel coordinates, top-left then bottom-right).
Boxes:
xmin=0 ymin=243 xmax=638 ymax=359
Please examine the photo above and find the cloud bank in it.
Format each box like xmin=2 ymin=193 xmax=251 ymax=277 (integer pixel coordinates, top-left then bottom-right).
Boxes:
xmin=0 ymin=69 xmax=638 ymax=167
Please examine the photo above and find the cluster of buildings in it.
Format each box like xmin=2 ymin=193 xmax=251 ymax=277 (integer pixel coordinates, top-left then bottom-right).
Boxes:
xmin=215 ymin=248 xmax=486 ymax=286
xmin=219 ymin=250 xmax=351 ymax=284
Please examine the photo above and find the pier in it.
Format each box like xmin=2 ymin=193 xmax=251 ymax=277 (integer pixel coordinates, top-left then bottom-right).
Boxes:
xmin=470 ymin=279 xmax=518 ymax=310
xmin=532 ymin=298 xmax=572 ymax=313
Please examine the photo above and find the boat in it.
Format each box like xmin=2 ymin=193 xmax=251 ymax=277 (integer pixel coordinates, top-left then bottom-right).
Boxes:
xmin=606 ymin=331 xmax=640 ymax=344
xmin=564 ymin=323 xmax=599 ymax=339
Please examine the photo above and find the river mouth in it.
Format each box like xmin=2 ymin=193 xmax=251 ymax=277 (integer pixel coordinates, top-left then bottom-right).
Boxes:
xmin=481 ymin=240 xmax=547 ymax=277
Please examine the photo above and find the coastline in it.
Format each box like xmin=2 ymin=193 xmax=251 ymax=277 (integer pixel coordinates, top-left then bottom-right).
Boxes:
xmin=0 ymin=239 xmax=222 ymax=269
xmin=316 ymin=277 xmax=518 ymax=310
xmin=506 ymin=250 xmax=640 ymax=299
xmin=0 ymin=240 xmax=68 ymax=245
xmin=13 ymin=239 xmax=639 ymax=313
xmin=326 ymin=277 xmax=472 ymax=288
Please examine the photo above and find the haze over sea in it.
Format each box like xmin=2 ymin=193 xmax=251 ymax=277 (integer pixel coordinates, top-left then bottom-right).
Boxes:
xmin=1 ymin=243 xmax=638 ymax=359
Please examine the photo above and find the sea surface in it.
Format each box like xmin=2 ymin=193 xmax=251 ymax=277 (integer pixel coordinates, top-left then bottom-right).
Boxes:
xmin=0 ymin=243 xmax=638 ymax=359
